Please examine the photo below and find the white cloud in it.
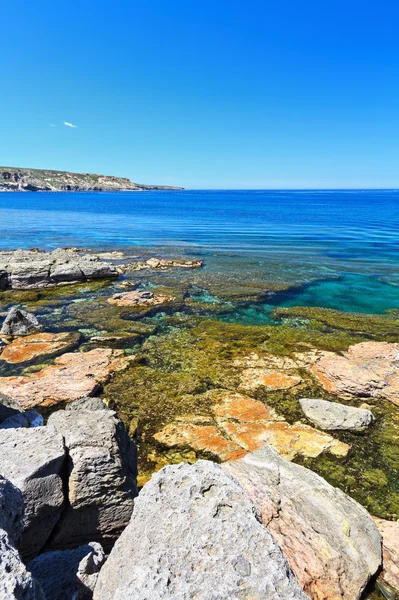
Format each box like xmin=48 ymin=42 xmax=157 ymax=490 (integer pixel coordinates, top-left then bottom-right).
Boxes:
xmin=63 ymin=121 xmax=78 ymax=128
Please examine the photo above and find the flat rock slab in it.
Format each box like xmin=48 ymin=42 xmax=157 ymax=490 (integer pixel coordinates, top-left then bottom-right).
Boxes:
xmin=306 ymin=341 xmax=399 ymax=406
xmin=223 ymin=446 xmax=382 ymax=600
xmin=0 ymin=348 xmax=131 ymax=410
xmin=93 ymin=461 xmax=308 ymax=600
xmin=299 ymin=397 xmax=374 ymax=431
xmin=108 ymin=289 xmax=175 ymax=307
xmin=0 ymin=426 xmax=66 ymax=559
xmin=373 ymin=518 xmax=399 ymax=599
xmin=0 ymin=331 xmax=81 ymax=364
xmin=0 ymin=248 xmax=118 ymax=289
xmin=47 ymin=405 xmax=137 ymax=550
xmin=154 ymin=390 xmax=349 ymax=462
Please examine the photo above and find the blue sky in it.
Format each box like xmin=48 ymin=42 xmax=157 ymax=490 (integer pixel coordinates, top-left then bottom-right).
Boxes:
xmin=1 ymin=0 xmax=398 ymax=189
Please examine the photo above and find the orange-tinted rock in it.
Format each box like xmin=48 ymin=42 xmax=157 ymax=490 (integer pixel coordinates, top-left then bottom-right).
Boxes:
xmin=0 ymin=332 xmax=80 ymax=364
xmin=240 ymin=368 xmax=302 ymax=391
xmin=373 ymin=517 xmax=399 ymax=598
xmin=108 ymin=290 xmax=174 ymax=307
xmin=0 ymin=348 xmax=131 ymax=410
xmin=308 ymin=341 xmax=399 ymax=406
xmin=154 ymin=390 xmax=349 ymax=462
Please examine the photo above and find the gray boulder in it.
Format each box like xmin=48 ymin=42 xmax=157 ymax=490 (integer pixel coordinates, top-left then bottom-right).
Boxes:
xmin=0 ymin=475 xmax=24 ymax=542
xmin=47 ymin=406 xmax=137 ymax=550
xmin=93 ymin=461 xmax=308 ymax=600
xmin=28 ymin=542 xmax=105 ymax=600
xmin=223 ymin=446 xmax=382 ymax=600
xmin=0 ymin=426 xmax=66 ymax=559
xmin=0 ymin=307 xmax=43 ymax=336
xmin=65 ymin=397 xmax=109 ymax=411
xmin=0 ymin=409 xmax=43 ymax=430
xmin=299 ymin=397 xmax=374 ymax=431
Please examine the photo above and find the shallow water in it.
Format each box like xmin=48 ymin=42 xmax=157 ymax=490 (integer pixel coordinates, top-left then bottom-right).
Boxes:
xmin=1 ymin=189 xmax=399 ymax=313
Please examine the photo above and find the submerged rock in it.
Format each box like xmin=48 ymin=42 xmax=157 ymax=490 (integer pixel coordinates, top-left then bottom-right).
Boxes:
xmin=47 ymin=403 xmax=137 ymax=550
xmin=0 ymin=348 xmax=131 ymax=410
xmin=373 ymin=518 xmax=399 ymax=599
xmin=0 ymin=307 xmax=43 ymax=336
xmin=126 ymin=257 xmax=203 ymax=271
xmin=28 ymin=542 xmax=105 ymax=600
xmin=93 ymin=461 xmax=308 ymax=600
xmin=299 ymin=397 xmax=374 ymax=431
xmin=306 ymin=341 xmax=399 ymax=406
xmin=0 ymin=426 xmax=66 ymax=559
xmin=0 ymin=331 xmax=81 ymax=363
xmin=223 ymin=446 xmax=382 ymax=600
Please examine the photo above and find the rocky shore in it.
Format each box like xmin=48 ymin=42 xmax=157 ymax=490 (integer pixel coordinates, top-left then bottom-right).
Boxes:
xmin=0 ymin=246 xmax=398 ymax=599
xmin=0 ymin=167 xmax=183 ymax=192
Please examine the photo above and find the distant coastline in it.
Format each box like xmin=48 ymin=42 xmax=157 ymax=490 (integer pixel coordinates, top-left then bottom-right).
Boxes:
xmin=0 ymin=166 xmax=184 ymax=192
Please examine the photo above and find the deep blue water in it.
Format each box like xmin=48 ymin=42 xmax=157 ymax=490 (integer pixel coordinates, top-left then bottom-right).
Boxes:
xmin=1 ymin=189 xmax=399 ymax=314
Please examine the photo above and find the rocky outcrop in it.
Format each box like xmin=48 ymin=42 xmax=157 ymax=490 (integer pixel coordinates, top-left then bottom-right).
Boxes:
xmin=0 ymin=166 xmax=183 ymax=192
xmin=299 ymin=398 xmax=374 ymax=432
xmin=108 ymin=289 xmax=175 ymax=307
xmin=373 ymin=518 xmax=399 ymax=599
xmin=0 ymin=248 xmax=118 ymax=289
xmin=305 ymin=341 xmax=399 ymax=406
xmin=28 ymin=542 xmax=105 ymax=600
xmin=223 ymin=446 xmax=382 ymax=600
xmin=93 ymin=460 xmax=309 ymax=600
xmin=154 ymin=390 xmax=350 ymax=462
xmin=0 ymin=426 xmax=66 ymax=559
xmin=0 ymin=348 xmax=131 ymax=410
xmin=47 ymin=402 xmax=137 ymax=550
xmin=0 ymin=331 xmax=81 ymax=364
xmin=127 ymin=257 xmax=203 ymax=271
xmin=0 ymin=307 xmax=43 ymax=336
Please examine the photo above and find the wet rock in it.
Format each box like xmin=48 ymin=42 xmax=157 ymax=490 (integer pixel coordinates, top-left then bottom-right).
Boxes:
xmin=0 ymin=248 xmax=118 ymax=289
xmin=0 ymin=426 xmax=66 ymax=559
xmin=373 ymin=518 xmax=399 ymax=599
xmin=306 ymin=341 xmax=399 ymax=406
xmin=0 ymin=348 xmax=131 ymax=410
xmin=154 ymin=390 xmax=350 ymax=462
xmin=28 ymin=542 xmax=105 ymax=600
xmin=0 ymin=307 xmax=43 ymax=336
xmin=0 ymin=409 xmax=43 ymax=429
xmin=107 ymin=289 xmax=175 ymax=307
xmin=47 ymin=404 xmax=137 ymax=550
xmin=223 ymin=446 xmax=382 ymax=600
xmin=240 ymin=368 xmax=302 ymax=391
xmin=0 ymin=331 xmax=81 ymax=364
xmin=93 ymin=461 xmax=308 ymax=600
xmin=299 ymin=397 xmax=374 ymax=431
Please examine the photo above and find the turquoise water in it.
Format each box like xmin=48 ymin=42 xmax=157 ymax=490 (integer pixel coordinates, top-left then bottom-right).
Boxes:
xmin=1 ymin=189 xmax=399 ymax=314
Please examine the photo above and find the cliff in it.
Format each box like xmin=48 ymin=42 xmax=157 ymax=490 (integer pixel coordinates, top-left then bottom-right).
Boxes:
xmin=0 ymin=167 xmax=183 ymax=192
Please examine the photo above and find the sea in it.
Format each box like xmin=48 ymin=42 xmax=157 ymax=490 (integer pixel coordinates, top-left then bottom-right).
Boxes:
xmin=1 ymin=189 xmax=399 ymax=316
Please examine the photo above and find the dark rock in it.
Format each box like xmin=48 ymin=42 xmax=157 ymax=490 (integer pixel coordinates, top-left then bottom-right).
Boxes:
xmin=0 ymin=409 xmax=43 ymax=430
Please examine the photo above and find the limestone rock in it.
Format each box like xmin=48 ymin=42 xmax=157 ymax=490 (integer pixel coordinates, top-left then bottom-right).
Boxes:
xmin=299 ymin=397 xmax=374 ymax=431
xmin=373 ymin=518 xmax=399 ymax=599
xmin=0 ymin=426 xmax=66 ymax=559
xmin=0 ymin=331 xmax=81 ymax=364
xmin=0 ymin=409 xmax=43 ymax=429
xmin=154 ymin=390 xmax=349 ymax=462
xmin=307 ymin=341 xmax=399 ymax=406
xmin=0 ymin=348 xmax=131 ymax=410
xmin=93 ymin=461 xmax=308 ymax=600
xmin=0 ymin=475 xmax=24 ymax=542
xmin=0 ymin=307 xmax=43 ymax=336
xmin=28 ymin=542 xmax=105 ymax=600
xmin=108 ymin=289 xmax=175 ymax=307
xmin=47 ymin=405 xmax=137 ymax=550
xmin=65 ymin=396 xmax=109 ymax=411
xmin=223 ymin=446 xmax=382 ymax=600
xmin=0 ymin=530 xmax=45 ymax=600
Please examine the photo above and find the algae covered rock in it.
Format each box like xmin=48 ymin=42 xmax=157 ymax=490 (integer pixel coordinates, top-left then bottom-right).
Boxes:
xmin=299 ymin=397 xmax=374 ymax=431
xmin=223 ymin=446 xmax=382 ymax=600
xmin=93 ymin=460 xmax=309 ymax=600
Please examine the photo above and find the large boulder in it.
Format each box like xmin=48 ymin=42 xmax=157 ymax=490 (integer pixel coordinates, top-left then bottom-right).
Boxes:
xmin=0 ymin=476 xmax=45 ymax=600
xmin=0 ymin=307 xmax=43 ymax=336
xmin=47 ymin=404 xmax=137 ymax=550
xmin=0 ymin=426 xmax=66 ymax=559
xmin=223 ymin=446 xmax=382 ymax=600
xmin=93 ymin=461 xmax=308 ymax=600
xmin=28 ymin=542 xmax=105 ymax=600
xmin=299 ymin=397 xmax=374 ymax=432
